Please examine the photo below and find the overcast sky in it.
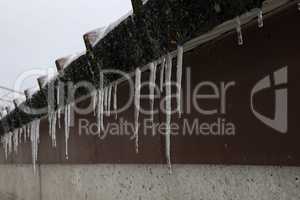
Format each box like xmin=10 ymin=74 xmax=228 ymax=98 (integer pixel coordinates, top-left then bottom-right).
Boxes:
xmin=0 ymin=0 xmax=131 ymax=102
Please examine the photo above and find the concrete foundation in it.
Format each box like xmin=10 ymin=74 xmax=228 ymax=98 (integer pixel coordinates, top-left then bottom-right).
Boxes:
xmin=0 ymin=165 xmax=299 ymax=200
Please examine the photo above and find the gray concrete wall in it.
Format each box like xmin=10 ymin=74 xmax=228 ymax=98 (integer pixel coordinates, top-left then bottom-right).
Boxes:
xmin=0 ymin=164 xmax=299 ymax=200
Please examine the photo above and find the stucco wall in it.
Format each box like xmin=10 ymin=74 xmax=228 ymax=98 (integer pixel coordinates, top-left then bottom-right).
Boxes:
xmin=0 ymin=164 xmax=299 ymax=200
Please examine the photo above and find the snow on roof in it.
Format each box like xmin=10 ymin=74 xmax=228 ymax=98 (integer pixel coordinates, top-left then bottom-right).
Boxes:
xmin=84 ymin=27 xmax=106 ymax=48
xmin=84 ymin=0 xmax=150 ymax=48
xmin=55 ymin=51 xmax=86 ymax=72
xmin=84 ymin=11 xmax=133 ymax=48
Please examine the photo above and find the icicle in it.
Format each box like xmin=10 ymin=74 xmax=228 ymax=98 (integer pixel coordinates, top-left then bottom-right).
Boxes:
xmin=165 ymin=54 xmax=173 ymax=173
xmin=96 ymin=90 xmax=102 ymax=134
xmin=0 ymin=137 xmax=5 ymax=159
xmin=149 ymin=62 xmax=157 ymax=123
xmin=57 ymin=84 xmax=60 ymax=107
xmin=134 ymin=68 xmax=141 ymax=153
xmin=8 ymin=132 xmax=12 ymax=156
xmin=106 ymin=87 xmax=109 ymax=115
xmin=2 ymin=132 xmax=13 ymax=160
xmin=103 ymin=87 xmax=107 ymax=115
xmin=113 ymin=83 xmax=118 ymax=119
xmin=97 ymin=71 xmax=105 ymax=134
xmin=48 ymin=86 xmax=53 ymax=136
xmin=57 ymin=108 xmax=61 ymax=128
xmin=48 ymin=86 xmax=57 ymax=148
xmin=48 ymin=111 xmax=57 ymax=147
xmin=100 ymin=90 xmax=104 ymax=130
xmin=236 ymin=17 xmax=243 ymax=46
xmin=18 ymin=128 xmax=23 ymax=144
xmin=13 ymin=130 xmax=19 ymax=154
xmin=53 ymin=112 xmax=57 ymax=147
xmin=96 ymin=91 xmax=100 ymax=133
xmin=176 ymin=46 xmax=183 ymax=118
xmin=3 ymin=135 xmax=8 ymax=160
xmin=22 ymin=127 xmax=26 ymax=142
xmin=5 ymin=135 xmax=8 ymax=160
xmin=57 ymin=86 xmax=61 ymax=128
xmin=30 ymin=119 xmax=40 ymax=173
xmin=26 ymin=124 xmax=30 ymax=141
xmin=48 ymin=112 xmax=52 ymax=138
xmin=107 ymin=85 xmax=112 ymax=117
xmin=258 ymin=9 xmax=263 ymax=28
xmin=160 ymin=58 xmax=166 ymax=92
xmin=64 ymin=104 xmax=71 ymax=160
xmin=92 ymin=92 xmax=98 ymax=116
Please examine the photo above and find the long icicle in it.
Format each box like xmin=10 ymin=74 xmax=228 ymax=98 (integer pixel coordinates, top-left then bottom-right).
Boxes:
xmin=101 ymin=90 xmax=104 ymax=130
xmin=35 ymin=120 xmax=40 ymax=168
xmin=149 ymin=62 xmax=157 ymax=125
xmin=165 ymin=54 xmax=173 ymax=173
xmin=30 ymin=121 xmax=36 ymax=173
xmin=97 ymin=90 xmax=102 ymax=134
xmin=30 ymin=119 xmax=40 ymax=174
xmin=104 ymin=87 xmax=108 ymax=116
xmin=134 ymin=68 xmax=141 ymax=153
xmin=50 ymin=112 xmax=57 ymax=147
xmin=48 ymin=82 xmax=57 ymax=148
xmin=64 ymin=104 xmax=71 ymax=160
xmin=57 ymin=84 xmax=61 ymax=128
xmin=99 ymin=72 xmax=104 ymax=133
xmin=176 ymin=46 xmax=183 ymax=118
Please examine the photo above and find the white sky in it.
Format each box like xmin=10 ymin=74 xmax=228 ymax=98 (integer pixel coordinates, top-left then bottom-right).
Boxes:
xmin=0 ymin=0 xmax=132 ymax=103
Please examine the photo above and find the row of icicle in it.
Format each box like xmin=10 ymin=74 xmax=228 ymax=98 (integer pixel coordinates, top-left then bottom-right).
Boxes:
xmin=133 ymin=47 xmax=184 ymax=172
xmin=0 ymin=46 xmax=184 ymax=174
xmin=0 ymin=7 xmax=266 ymax=173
